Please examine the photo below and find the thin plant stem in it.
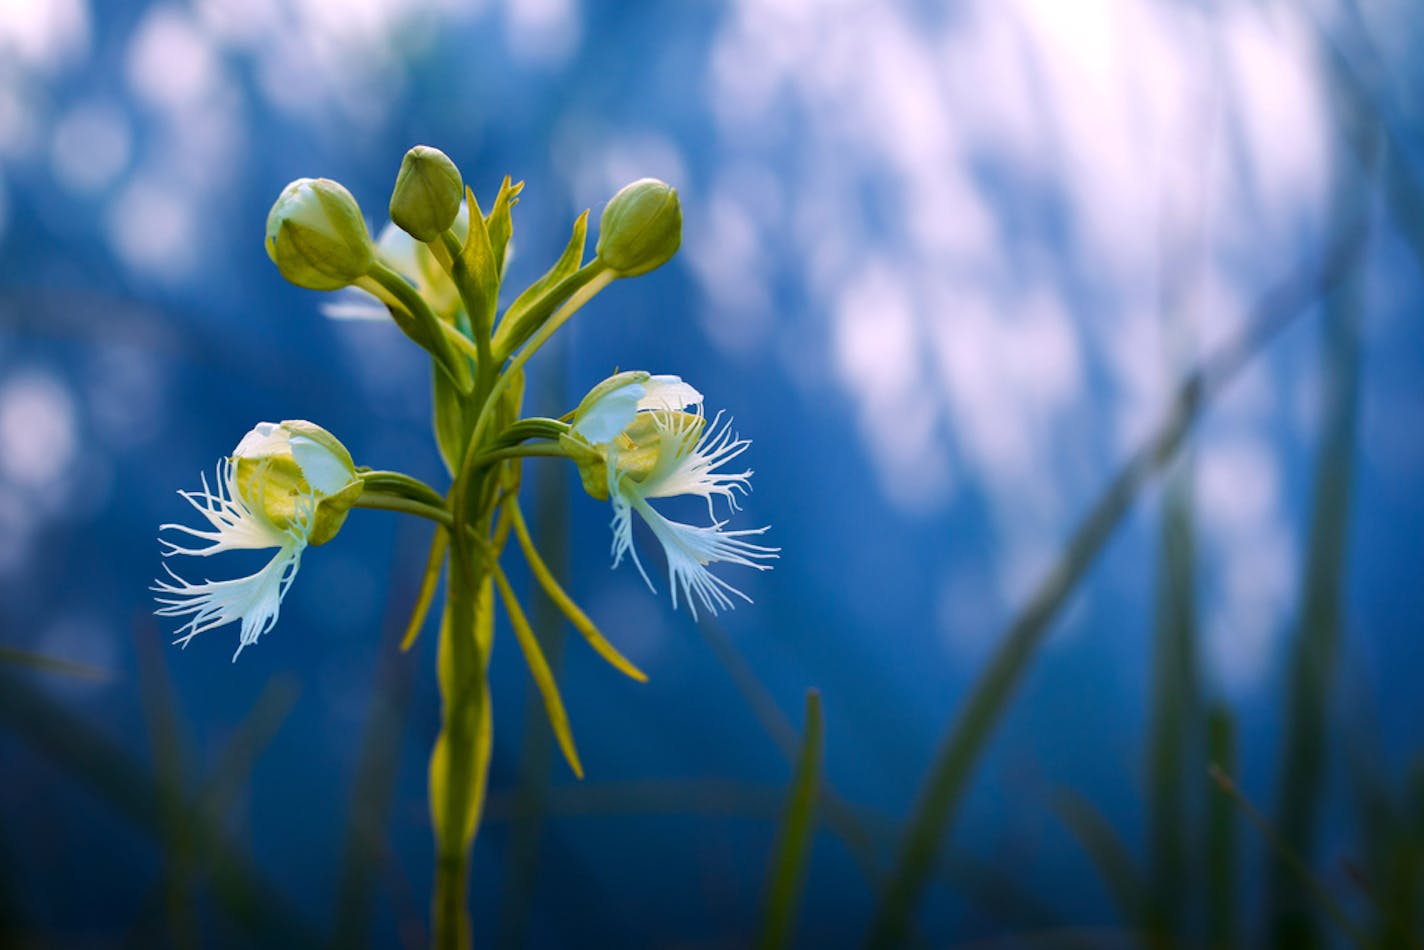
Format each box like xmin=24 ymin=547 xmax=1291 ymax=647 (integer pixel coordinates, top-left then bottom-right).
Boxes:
xmin=353 ymin=492 xmax=454 ymax=528
xmin=367 ymin=261 xmax=473 ymax=394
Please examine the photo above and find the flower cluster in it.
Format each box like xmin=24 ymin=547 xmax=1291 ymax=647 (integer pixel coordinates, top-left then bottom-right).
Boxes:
xmin=153 ymin=148 xmax=777 ymax=933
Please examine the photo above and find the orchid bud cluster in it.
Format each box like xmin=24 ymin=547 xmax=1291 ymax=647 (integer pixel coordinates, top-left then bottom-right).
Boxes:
xmin=153 ymin=145 xmax=774 ymax=944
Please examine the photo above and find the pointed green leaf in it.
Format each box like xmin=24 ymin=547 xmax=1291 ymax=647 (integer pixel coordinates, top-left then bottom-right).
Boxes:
xmin=1053 ymin=791 xmax=1148 ymax=926
xmin=485 ymin=176 xmax=524 ymax=277
xmin=433 ymin=365 xmax=472 ymax=475
xmin=401 ymin=526 xmax=449 ymax=652
xmin=458 ymin=185 xmax=501 ymax=334
xmin=494 ymin=210 xmax=589 ymax=356
xmin=493 ymin=564 xmax=583 ymax=779
xmin=510 ymin=501 xmax=645 ymax=681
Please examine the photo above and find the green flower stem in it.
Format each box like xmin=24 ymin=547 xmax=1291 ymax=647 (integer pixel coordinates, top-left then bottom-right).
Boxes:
xmin=432 ymin=539 xmax=491 ymax=950
xmin=493 ymin=417 xmax=569 ymax=447
xmin=359 ymin=470 xmax=448 ymax=509
xmin=352 ymin=491 xmax=453 ymax=529
xmin=466 ymin=264 xmax=614 ymax=457
xmin=427 ymin=233 xmax=456 ymax=274
xmin=367 ymin=260 xmax=474 ymax=395
xmin=436 ymin=320 xmax=482 ymax=364
xmin=470 ymin=443 xmax=575 ymax=472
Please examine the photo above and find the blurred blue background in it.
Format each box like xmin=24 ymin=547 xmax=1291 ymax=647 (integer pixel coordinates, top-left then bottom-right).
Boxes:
xmin=2 ymin=0 xmax=1423 ymax=945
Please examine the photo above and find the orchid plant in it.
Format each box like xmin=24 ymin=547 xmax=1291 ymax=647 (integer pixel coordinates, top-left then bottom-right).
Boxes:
xmin=152 ymin=146 xmax=776 ymax=946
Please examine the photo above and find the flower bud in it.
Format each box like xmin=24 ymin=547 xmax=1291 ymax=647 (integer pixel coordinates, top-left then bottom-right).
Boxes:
xmin=265 ymin=178 xmax=375 ymax=291
xmin=389 ymin=145 xmax=464 ymax=242
xmin=232 ymin=420 xmax=362 ymax=546
xmin=595 ymin=178 xmax=682 ymax=277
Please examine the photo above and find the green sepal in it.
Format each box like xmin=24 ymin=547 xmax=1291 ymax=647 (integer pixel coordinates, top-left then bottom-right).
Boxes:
xmin=457 ymin=185 xmax=501 ymax=333
xmin=309 ymin=480 xmax=363 ymax=546
xmin=493 ymin=210 xmax=590 ymax=357
xmin=281 ymin=419 xmax=356 ymax=472
xmin=432 ymin=364 xmax=471 ymax=476
xmin=571 ymin=370 xmax=650 ymax=422
xmin=562 ymin=431 xmax=609 ymax=501
xmin=484 ymin=176 xmax=524 ymax=278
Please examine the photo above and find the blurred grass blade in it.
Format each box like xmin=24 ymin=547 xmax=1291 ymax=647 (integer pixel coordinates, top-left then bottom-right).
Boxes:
xmin=511 ymin=500 xmax=646 ymax=682
xmin=335 ymin=532 xmax=422 ymax=949
xmin=758 ymin=690 xmax=824 ymax=950
xmin=494 ymin=564 xmax=583 ymax=779
xmin=1145 ymin=466 xmax=1200 ymax=936
xmin=865 ymin=204 xmax=1374 ymax=948
xmin=1209 ymin=765 xmax=1367 ymax=947
xmin=1205 ymin=706 xmax=1238 ymax=949
xmin=0 ymin=665 xmax=319 ymax=945
xmin=1053 ymin=792 xmax=1147 ymax=927
xmin=401 ymin=526 xmax=448 ymax=651
xmin=697 ymin=620 xmax=884 ymax=889
xmin=1269 ymin=82 xmax=1375 ymax=944
xmin=0 ymin=645 xmax=110 ymax=681
xmin=134 ymin=628 xmax=196 ymax=949
xmin=127 ymin=674 xmax=301 ymax=945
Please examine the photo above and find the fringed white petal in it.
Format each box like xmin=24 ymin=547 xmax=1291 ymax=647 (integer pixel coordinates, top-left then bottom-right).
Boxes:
xmin=629 ymin=495 xmax=778 ymax=620
xmin=637 ymin=376 xmax=702 ymax=412
xmin=156 ymin=459 xmax=292 ymax=557
xmin=154 ymin=459 xmax=315 ymax=658
xmin=608 ymin=488 xmax=657 ymax=595
xmin=151 ymin=541 xmax=306 ymax=661
xmin=644 ymin=411 xmax=754 ymax=518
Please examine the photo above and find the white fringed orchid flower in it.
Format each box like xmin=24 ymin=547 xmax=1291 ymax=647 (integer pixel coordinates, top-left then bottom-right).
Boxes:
xmin=153 ymin=421 xmax=362 ymax=660
xmin=568 ymin=373 xmax=778 ymax=618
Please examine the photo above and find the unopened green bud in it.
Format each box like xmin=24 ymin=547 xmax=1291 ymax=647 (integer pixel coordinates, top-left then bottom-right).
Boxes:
xmin=265 ymin=178 xmax=375 ymax=290
xmin=389 ymin=145 xmax=463 ymax=242
xmin=595 ymin=178 xmax=682 ymax=277
xmin=233 ymin=420 xmax=362 ymax=546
